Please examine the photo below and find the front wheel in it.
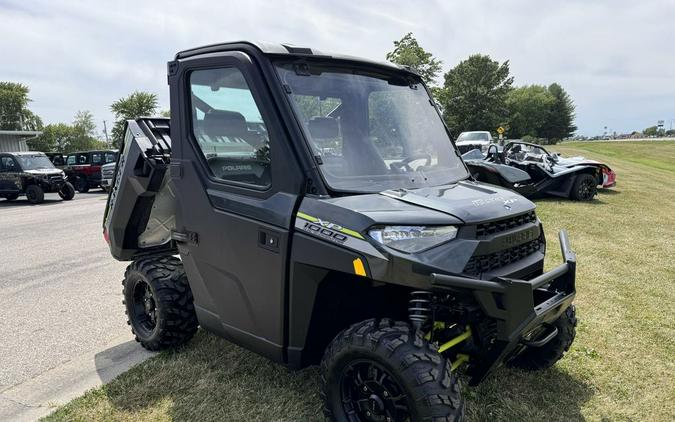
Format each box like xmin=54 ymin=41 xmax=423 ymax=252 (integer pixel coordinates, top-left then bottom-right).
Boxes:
xmin=507 ymin=305 xmax=577 ymax=370
xmin=570 ymin=173 xmax=597 ymax=201
xmin=58 ymin=182 xmax=75 ymax=200
xmin=123 ymin=256 xmax=198 ymax=351
xmin=26 ymin=185 xmax=45 ymax=204
xmin=321 ymin=319 xmax=464 ymax=422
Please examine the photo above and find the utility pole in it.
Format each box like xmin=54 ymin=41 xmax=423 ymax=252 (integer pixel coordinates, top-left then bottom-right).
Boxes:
xmin=102 ymin=120 xmax=110 ymax=145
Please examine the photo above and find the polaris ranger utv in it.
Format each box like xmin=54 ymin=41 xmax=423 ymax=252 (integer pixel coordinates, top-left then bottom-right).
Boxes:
xmin=103 ymin=41 xmax=577 ymax=421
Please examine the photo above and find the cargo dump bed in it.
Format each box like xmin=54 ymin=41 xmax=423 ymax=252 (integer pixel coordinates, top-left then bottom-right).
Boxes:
xmin=103 ymin=118 xmax=176 ymax=260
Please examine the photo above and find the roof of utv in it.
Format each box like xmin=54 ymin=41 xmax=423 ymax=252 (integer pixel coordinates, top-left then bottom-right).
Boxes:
xmin=175 ymin=41 xmax=418 ymax=76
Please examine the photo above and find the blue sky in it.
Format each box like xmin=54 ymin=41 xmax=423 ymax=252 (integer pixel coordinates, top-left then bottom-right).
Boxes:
xmin=1 ymin=0 xmax=673 ymax=136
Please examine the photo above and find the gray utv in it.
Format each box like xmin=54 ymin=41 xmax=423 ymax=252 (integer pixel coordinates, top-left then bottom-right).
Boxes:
xmin=103 ymin=41 xmax=578 ymax=421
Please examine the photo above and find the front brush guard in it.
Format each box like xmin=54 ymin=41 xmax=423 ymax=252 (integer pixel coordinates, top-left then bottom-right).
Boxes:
xmin=431 ymin=230 xmax=577 ymax=385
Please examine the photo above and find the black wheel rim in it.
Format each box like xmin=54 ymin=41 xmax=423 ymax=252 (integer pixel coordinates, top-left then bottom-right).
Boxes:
xmin=339 ymin=360 xmax=410 ymax=422
xmin=578 ymin=178 xmax=596 ymax=200
xmin=132 ymin=280 xmax=157 ymax=336
xmin=27 ymin=190 xmax=36 ymax=201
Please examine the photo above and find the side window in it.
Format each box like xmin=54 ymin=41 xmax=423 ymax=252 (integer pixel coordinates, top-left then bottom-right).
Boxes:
xmin=104 ymin=152 xmax=117 ymax=163
xmin=2 ymin=157 xmax=18 ymax=171
xmin=78 ymin=154 xmax=89 ymax=164
xmin=91 ymin=153 xmax=102 ymax=165
xmin=1 ymin=156 xmax=15 ymax=171
xmin=66 ymin=155 xmax=76 ymax=165
xmin=190 ymin=67 xmax=271 ymax=188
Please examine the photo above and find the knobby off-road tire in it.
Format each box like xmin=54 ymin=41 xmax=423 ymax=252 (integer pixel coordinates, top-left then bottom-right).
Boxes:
xmin=508 ymin=305 xmax=577 ymax=370
xmin=321 ymin=318 xmax=464 ymax=422
xmin=571 ymin=173 xmax=597 ymax=201
xmin=26 ymin=184 xmax=44 ymax=204
xmin=58 ymin=182 xmax=76 ymax=200
xmin=123 ymin=255 xmax=198 ymax=351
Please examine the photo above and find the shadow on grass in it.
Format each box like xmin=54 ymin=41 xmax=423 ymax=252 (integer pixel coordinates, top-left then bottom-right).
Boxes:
xmin=69 ymin=330 xmax=594 ymax=422
xmin=534 ymin=196 xmax=608 ymax=206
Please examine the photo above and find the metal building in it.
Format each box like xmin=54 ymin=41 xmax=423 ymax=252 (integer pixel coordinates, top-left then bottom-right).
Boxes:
xmin=0 ymin=130 xmax=42 ymax=152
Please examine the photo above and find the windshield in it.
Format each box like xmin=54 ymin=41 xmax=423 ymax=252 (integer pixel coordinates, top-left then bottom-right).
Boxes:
xmin=457 ymin=132 xmax=490 ymax=142
xmin=17 ymin=155 xmax=56 ymax=170
xmin=275 ymin=62 xmax=468 ymax=193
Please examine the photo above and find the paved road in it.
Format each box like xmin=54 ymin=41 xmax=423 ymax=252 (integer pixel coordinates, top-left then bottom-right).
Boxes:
xmin=0 ymin=192 xmax=153 ymax=420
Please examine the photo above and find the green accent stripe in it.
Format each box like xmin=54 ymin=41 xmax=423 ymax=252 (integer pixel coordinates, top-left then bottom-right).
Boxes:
xmin=296 ymin=211 xmax=319 ymax=222
xmin=295 ymin=212 xmax=365 ymax=240
xmin=339 ymin=227 xmax=365 ymax=240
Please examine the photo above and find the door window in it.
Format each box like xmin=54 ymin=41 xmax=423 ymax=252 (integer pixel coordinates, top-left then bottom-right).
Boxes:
xmin=1 ymin=156 xmax=18 ymax=172
xmin=66 ymin=155 xmax=76 ymax=165
xmin=189 ymin=67 xmax=271 ymax=188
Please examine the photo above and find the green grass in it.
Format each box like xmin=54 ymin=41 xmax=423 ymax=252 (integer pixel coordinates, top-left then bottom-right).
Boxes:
xmin=45 ymin=141 xmax=675 ymax=422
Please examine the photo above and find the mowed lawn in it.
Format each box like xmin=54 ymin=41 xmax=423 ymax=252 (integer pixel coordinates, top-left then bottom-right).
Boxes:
xmin=45 ymin=141 xmax=675 ymax=422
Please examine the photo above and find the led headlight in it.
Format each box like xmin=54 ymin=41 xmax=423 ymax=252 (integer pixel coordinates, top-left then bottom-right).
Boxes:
xmin=368 ymin=225 xmax=458 ymax=253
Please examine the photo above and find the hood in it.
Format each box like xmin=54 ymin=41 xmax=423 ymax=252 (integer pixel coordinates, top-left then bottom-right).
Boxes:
xmin=325 ymin=181 xmax=535 ymax=225
xmin=380 ymin=181 xmax=534 ymax=224
xmin=24 ymin=169 xmax=63 ymax=175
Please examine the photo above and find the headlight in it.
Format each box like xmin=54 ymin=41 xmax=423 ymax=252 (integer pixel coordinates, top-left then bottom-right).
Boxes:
xmin=368 ymin=225 xmax=458 ymax=253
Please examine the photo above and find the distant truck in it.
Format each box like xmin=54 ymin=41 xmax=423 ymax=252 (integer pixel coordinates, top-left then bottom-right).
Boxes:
xmin=100 ymin=162 xmax=116 ymax=192
xmin=63 ymin=150 xmax=117 ymax=192
xmin=455 ymin=131 xmax=493 ymax=154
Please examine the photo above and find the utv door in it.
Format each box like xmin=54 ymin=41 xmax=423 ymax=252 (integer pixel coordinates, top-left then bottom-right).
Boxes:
xmin=169 ymin=52 xmax=303 ymax=362
xmin=0 ymin=155 xmax=21 ymax=194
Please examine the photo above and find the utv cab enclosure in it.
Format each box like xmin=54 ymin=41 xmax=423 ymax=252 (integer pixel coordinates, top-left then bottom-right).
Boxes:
xmin=0 ymin=152 xmax=75 ymax=204
xmin=104 ymin=41 xmax=578 ymax=421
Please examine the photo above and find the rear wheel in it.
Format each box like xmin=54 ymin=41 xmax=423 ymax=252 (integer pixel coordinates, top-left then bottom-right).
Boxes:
xmin=570 ymin=173 xmax=597 ymax=201
xmin=58 ymin=182 xmax=75 ymax=200
xmin=321 ymin=319 xmax=464 ymax=422
xmin=26 ymin=185 xmax=44 ymax=204
xmin=123 ymin=256 xmax=198 ymax=351
xmin=76 ymin=177 xmax=89 ymax=193
xmin=507 ymin=305 xmax=577 ymax=370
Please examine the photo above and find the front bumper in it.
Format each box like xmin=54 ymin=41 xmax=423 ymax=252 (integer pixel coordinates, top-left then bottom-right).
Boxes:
xmin=431 ymin=229 xmax=576 ymax=384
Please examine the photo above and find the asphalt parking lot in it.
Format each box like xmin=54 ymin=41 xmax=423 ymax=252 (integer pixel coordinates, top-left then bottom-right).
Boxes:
xmin=0 ymin=192 xmax=153 ymax=420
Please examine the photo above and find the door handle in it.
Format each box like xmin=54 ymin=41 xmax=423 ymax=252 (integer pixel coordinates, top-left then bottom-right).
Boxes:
xmin=258 ymin=229 xmax=280 ymax=252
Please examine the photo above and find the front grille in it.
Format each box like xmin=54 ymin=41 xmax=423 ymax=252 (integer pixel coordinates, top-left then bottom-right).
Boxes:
xmin=49 ymin=176 xmax=64 ymax=183
xmin=464 ymin=237 xmax=543 ymax=276
xmin=476 ymin=211 xmax=537 ymax=237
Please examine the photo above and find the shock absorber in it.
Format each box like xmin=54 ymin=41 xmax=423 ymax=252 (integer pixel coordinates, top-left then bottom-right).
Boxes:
xmin=409 ymin=291 xmax=433 ymax=330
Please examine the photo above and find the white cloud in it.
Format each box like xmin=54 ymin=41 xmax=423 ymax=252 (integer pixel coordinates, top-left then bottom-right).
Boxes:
xmin=1 ymin=0 xmax=673 ymax=135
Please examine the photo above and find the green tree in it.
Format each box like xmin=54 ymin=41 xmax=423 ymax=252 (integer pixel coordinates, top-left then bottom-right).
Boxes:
xmin=540 ymin=83 xmax=577 ymax=142
xmin=73 ymin=110 xmax=97 ymax=138
xmin=386 ymin=33 xmax=443 ymax=87
xmin=110 ymin=91 xmax=158 ymax=147
xmin=643 ymin=126 xmax=658 ymax=137
xmin=438 ymin=54 xmax=513 ymax=136
xmin=505 ymin=85 xmax=555 ymax=139
xmin=29 ymin=123 xmax=75 ymax=152
xmin=0 ymin=82 xmax=43 ymax=131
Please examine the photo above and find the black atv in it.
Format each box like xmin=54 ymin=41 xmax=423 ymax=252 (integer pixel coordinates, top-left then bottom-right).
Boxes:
xmin=0 ymin=152 xmax=75 ymax=204
xmin=103 ymin=42 xmax=578 ymax=421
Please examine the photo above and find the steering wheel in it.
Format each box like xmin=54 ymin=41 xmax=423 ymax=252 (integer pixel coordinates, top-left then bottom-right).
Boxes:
xmin=390 ymin=153 xmax=432 ymax=172
xmin=485 ymin=144 xmax=500 ymax=163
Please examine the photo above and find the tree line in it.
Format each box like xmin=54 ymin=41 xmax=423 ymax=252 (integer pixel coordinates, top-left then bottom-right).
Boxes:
xmin=386 ymin=33 xmax=576 ymax=144
xmin=0 ymin=82 xmax=159 ymax=153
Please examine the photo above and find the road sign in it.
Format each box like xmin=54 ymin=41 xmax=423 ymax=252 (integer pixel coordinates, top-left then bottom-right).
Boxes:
xmin=497 ymin=126 xmax=505 ymax=135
